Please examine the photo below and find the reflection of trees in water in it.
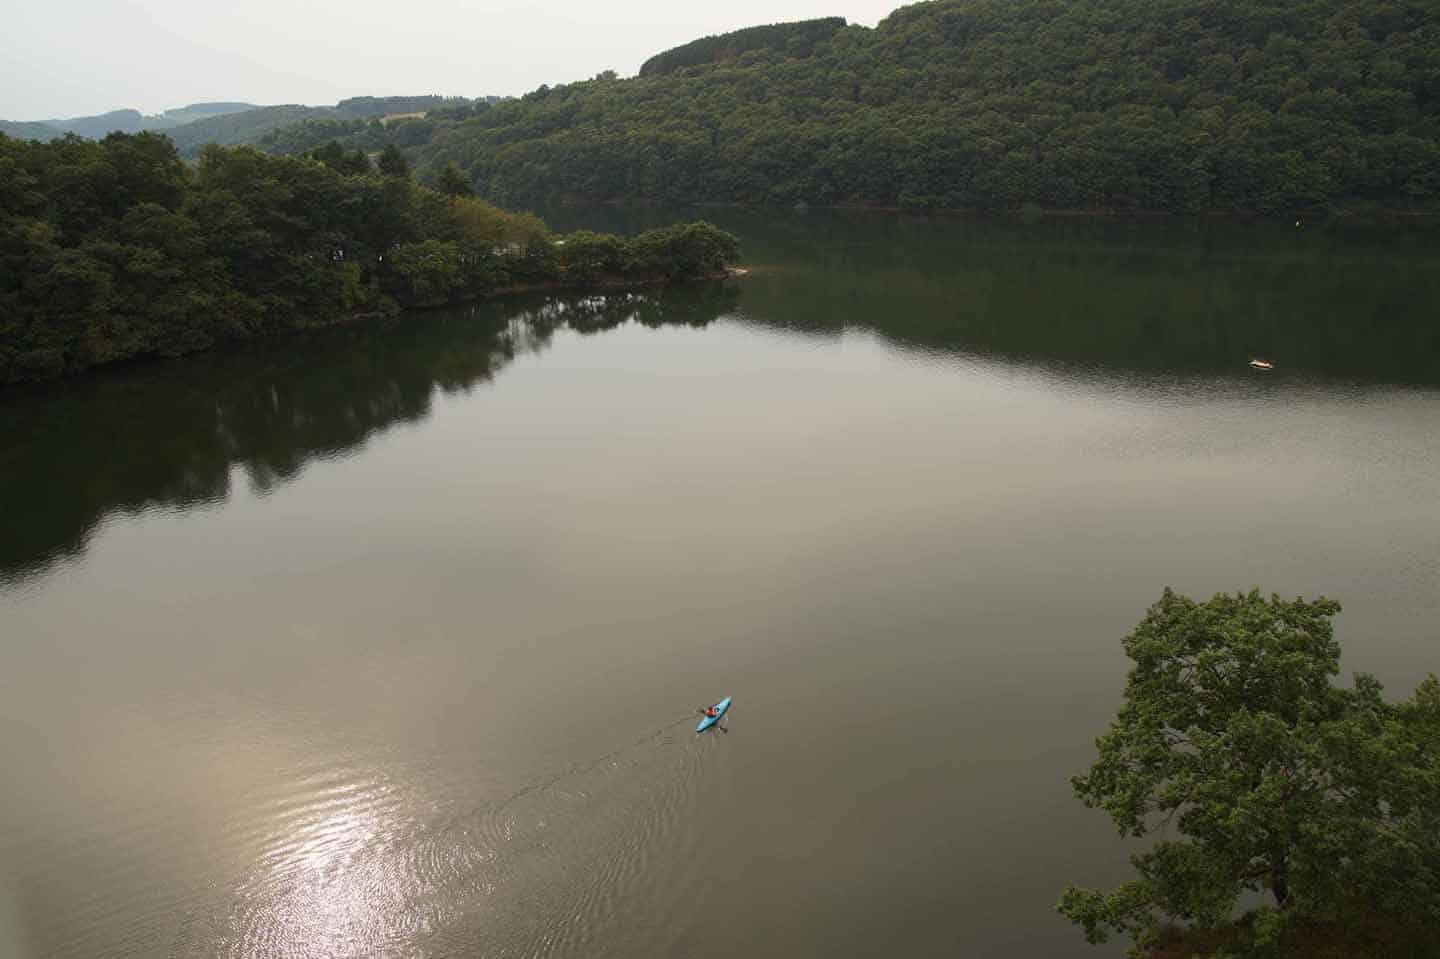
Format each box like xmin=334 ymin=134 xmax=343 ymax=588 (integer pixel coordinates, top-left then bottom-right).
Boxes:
xmin=735 ymin=217 xmax=1440 ymax=382
xmin=545 ymin=207 xmax=1440 ymax=384
xmin=0 ymin=284 xmax=739 ymax=586
xmin=7 ymin=217 xmax=1436 ymax=588
xmin=512 ymin=284 xmax=738 ymax=340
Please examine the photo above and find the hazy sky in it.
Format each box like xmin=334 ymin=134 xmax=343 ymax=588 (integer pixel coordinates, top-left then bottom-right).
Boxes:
xmin=3 ymin=0 xmax=903 ymax=120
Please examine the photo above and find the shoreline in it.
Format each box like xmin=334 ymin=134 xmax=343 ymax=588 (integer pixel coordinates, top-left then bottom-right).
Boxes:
xmin=384 ymin=267 xmax=746 ymax=317
xmin=0 ymin=270 xmax=748 ymax=393
xmin=592 ymin=198 xmax=1440 ymax=220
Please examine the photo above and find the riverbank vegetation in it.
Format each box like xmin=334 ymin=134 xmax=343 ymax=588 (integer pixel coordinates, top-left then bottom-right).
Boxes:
xmin=1061 ymin=589 xmax=1440 ymax=958
xmin=0 ymin=131 xmax=739 ymax=385
xmin=399 ymin=0 xmax=1440 ymax=213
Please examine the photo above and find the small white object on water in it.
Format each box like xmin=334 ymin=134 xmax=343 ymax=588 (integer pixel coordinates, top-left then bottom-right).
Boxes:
xmin=1249 ymin=358 xmax=1275 ymax=371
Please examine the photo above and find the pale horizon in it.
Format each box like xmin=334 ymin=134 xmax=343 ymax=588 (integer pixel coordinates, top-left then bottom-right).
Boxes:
xmin=2 ymin=0 xmax=902 ymax=121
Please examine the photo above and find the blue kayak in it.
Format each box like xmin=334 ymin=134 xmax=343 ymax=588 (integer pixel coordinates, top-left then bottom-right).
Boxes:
xmin=696 ymin=696 xmax=732 ymax=733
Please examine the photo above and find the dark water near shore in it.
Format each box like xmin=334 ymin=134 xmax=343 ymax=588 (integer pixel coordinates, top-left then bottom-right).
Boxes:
xmin=2 ymin=213 xmax=1438 ymax=959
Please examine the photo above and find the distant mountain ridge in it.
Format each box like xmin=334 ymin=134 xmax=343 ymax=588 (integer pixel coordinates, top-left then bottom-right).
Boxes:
xmin=1 ymin=102 xmax=261 ymax=141
xmin=0 ymin=119 xmax=63 ymax=141
xmin=1 ymin=96 xmax=486 ymax=157
xmin=44 ymin=110 xmax=150 ymax=139
xmin=1 ymin=102 xmax=258 ymax=142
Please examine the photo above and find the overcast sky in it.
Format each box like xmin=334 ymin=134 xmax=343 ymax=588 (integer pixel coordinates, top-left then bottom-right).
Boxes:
xmin=3 ymin=0 xmax=903 ymax=120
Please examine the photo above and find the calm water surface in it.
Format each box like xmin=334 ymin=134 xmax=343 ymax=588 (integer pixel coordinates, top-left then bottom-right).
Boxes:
xmin=2 ymin=215 xmax=1438 ymax=959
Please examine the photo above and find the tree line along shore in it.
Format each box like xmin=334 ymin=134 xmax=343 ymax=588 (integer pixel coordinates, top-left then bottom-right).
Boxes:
xmin=0 ymin=132 xmax=740 ymax=386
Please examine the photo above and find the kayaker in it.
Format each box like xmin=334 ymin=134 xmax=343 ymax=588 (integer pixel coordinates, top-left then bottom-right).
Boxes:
xmin=704 ymin=705 xmax=719 ymax=718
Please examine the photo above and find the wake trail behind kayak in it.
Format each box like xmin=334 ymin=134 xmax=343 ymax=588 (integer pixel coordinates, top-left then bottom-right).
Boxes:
xmin=494 ymin=712 xmax=703 ymax=813
xmin=202 ymin=710 xmax=723 ymax=959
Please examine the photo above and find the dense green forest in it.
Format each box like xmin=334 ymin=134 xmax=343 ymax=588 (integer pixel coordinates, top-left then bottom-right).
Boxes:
xmin=395 ymin=0 xmax=1440 ymax=212
xmin=256 ymin=116 xmax=391 ymax=156
xmin=13 ymin=0 xmax=1439 ymax=212
xmin=638 ymin=17 xmax=848 ymax=77
xmin=0 ymin=131 xmax=739 ymax=385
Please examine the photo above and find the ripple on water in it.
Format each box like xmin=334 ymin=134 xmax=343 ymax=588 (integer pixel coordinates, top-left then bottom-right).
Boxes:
xmin=196 ymin=719 xmax=722 ymax=959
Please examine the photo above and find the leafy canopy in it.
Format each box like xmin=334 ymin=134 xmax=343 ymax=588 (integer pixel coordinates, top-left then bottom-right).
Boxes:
xmin=377 ymin=143 xmax=410 ymax=178
xmin=1059 ymin=588 xmax=1439 ymax=952
xmin=436 ymin=162 xmax=474 ymax=197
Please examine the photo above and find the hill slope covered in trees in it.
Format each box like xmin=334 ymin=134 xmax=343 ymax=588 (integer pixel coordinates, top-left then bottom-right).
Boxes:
xmin=411 ymin=0 xmax=1440 ymax=213
xmin=137 ymin=96 xmax=488 ymax=157
xmin=638 ymin=17 xmax=848 ymax=77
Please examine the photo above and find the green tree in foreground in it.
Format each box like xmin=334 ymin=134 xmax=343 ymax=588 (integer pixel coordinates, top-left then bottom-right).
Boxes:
xmin=377 ymin=143 xmax=409 ymax=178
xmin=1060 ymin=589 xmax=1439 ymax=957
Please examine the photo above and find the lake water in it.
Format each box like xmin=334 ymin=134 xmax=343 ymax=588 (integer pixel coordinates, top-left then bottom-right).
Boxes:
xmin=2 ymin=213 xmax=1438 ymax=959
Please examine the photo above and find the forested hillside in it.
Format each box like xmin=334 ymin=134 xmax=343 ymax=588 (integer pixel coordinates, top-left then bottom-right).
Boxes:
xmin=409 ymin=0 xmax=1440 ymax=213
xmin=638 ymin=17 xmax=847 ymax=76
xmin=162 ymin=105 xmax=337 ymax=155
xmin=0 ymin=132 xmax=738 ymax=384
xmin=155 ymin=96 xmax=482 ymax=157
xmin=251 ymin=97 xmax=504 ymax=157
